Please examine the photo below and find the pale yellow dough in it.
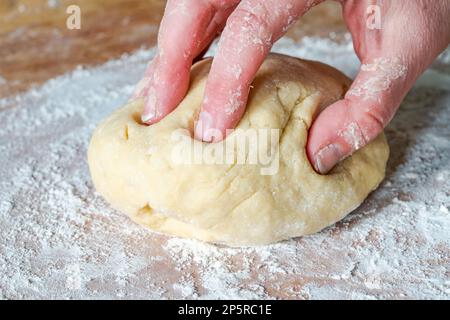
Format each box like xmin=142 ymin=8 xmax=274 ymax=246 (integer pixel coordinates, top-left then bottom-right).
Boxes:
xmin=88 ymin=54 xmax=389 ymax=246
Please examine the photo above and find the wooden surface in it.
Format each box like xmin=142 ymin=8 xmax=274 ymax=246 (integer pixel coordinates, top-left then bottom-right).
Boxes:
xmin=1 ymin=1 xmax=449 ymax=300
xmin=0 ymin=0 xmax=345 ymax=98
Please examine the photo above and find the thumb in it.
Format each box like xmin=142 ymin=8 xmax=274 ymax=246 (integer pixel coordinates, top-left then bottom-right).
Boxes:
xmin=307 ymin=56 xmax=411 ymax=174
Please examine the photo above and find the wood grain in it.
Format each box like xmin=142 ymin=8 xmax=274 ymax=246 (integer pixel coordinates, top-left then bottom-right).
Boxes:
xmin=0 ymin=0 xmax=345 ymax=98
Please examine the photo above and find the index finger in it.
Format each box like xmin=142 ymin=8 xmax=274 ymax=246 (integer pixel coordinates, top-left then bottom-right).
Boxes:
xmin=195 ymin=0 xmax=322 ymax=142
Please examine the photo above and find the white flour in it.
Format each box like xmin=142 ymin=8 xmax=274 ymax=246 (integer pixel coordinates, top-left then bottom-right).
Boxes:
xmin=0 ymin=36 xmax=449 ymax=299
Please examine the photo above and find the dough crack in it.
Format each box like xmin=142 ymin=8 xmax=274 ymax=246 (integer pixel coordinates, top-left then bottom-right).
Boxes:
xmin=278 ymin=95 xmax=312 ymax=147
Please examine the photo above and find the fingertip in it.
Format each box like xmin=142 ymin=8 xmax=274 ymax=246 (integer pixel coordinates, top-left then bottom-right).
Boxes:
xmin=194 ymin=110 xmax=219 ymax=142
xmin=307 ymin=100 xmax=353 ymax=174
xmin=141 ymin=91 xmax=158 ymax=124
xmin=311 ymin=143 xmax=347 ymax=174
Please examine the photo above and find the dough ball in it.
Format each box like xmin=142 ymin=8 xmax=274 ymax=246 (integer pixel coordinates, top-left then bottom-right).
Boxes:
xmin=88 ymin=53 xmax=389 ymax=246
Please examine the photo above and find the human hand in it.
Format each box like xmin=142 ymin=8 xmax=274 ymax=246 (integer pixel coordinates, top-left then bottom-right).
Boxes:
xmin=307 ymin=0 xmax=450 ymax=173
xmin=133 ymin=0 xmax=450 ymax=174
xmin=133 ymin=0 xmax=319 ymax=134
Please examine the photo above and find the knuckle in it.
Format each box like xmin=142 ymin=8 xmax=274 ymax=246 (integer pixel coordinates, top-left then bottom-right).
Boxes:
xmin=348 ymin=98 xmax=392 ymax=142
xmin=351 ymin=108 xmax=386 ymax=146
xmin=339 ymin=100 xmax=390 ymax=151
xmin=338 ymin=120 xmax=369 ymax=152
xmin=364 ymin=108 xmax=387 ymax=133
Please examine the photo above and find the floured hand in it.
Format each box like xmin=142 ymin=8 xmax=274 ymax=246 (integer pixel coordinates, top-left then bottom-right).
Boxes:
xmin=133 ymin=0 xmax=450 ymax=173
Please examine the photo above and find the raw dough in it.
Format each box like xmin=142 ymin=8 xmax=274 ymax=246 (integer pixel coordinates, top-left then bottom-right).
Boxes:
xmin=88 ymin=53 xmax=389 ymax=246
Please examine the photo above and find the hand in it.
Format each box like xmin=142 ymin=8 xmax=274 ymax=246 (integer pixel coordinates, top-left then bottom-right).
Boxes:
xmin=307 ymin=0 xmax=450 ymax=173
xmin=133 ymin=0 xmax=450 ymax=174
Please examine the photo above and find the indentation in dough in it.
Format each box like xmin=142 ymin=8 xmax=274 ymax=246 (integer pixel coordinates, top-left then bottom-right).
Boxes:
xmin=275 ymin=86 xmax=290 ymax=113
xmin=273 ymin=87 xmax=312 ymax=150
xmin=275 ymin=83 xmax=303 ymax=112
xmin=123 ymin=125 xmax=129 ymax=140
xmin=132 ymin=111 xmax=145 ymax=125
xmin=137 ymin=203 xmax=153 ymax=216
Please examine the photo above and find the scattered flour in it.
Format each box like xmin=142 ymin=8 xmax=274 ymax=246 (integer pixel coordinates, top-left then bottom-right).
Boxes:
xmin=0 ymin=36 xmax=449 ymax=299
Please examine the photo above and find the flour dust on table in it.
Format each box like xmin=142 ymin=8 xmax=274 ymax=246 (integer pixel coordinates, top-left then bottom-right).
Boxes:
xmin=0 ymin=37 xmax=449 ymax=299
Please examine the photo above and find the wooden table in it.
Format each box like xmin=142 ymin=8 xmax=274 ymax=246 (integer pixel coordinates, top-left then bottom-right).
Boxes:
xmin=0 ymin=0 xmax=345 ymax=98
xmin=2 ymin=1 xmax=448 ymax=300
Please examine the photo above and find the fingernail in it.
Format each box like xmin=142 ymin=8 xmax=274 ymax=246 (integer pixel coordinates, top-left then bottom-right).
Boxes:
xmin=194 ymin=111 xmax=213 ymax=142
xmin=314 ymin=143 xmax=346 ymax=174
xmin=141 ymin=92 xmax=157 ymax=124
